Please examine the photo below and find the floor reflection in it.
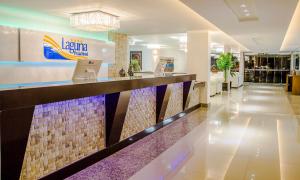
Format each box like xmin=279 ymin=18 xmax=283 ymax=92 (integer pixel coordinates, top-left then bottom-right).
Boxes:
xmin=130 ymin=84 xmax=300 ymax=180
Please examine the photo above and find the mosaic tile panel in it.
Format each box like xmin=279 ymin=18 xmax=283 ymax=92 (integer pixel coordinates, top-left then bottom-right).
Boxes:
xmin=188 ymin=86 xmax=201 ymax=108
xmin=164 ymin=83 xmax=183 ymax=119
xmin=120 ymin=87 xmax=156 ymax=141
xmin=20 ymin=96 xmax=105 ymax=180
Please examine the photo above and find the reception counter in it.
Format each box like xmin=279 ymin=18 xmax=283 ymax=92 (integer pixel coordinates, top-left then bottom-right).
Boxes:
xmin=0 ymin=74 xmax=200 ymax=180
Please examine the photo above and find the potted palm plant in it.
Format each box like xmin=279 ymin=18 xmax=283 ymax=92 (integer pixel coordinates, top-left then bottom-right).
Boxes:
xmin=216 ymin=52 xmax=235 ymax=91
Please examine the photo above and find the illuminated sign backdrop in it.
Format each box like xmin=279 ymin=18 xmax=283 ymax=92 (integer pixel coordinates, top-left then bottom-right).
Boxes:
xmin=0 ymin=26 xmax=115 ymax=62
xmin=43 ymin=35 xmax=89 ymax=60
xmin=18 ymin=29 xmax=115 ymax=63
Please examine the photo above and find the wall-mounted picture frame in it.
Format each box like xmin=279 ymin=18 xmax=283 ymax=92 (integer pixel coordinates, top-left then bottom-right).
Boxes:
xmin=130 ymin=51 xmax=142 ymax=70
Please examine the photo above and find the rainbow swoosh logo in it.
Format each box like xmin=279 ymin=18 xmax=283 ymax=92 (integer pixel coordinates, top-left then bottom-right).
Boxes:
xmin=43 ymin=35 xmax=88 ymax=60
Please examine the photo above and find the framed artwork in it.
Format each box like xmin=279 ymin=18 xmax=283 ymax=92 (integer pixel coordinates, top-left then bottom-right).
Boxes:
xmin=130 ymin=51 xmax=142 ymax=70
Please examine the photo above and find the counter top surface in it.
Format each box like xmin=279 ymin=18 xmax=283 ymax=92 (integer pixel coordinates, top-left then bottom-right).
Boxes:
xmin=0 ymin=74 xmax=196 ymax=110
xmin=0 ymin=74 xmax=185 ymax=91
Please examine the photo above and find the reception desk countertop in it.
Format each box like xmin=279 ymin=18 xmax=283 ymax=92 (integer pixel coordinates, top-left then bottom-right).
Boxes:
xmin=0 ymin=74 xmax=195 ymax=110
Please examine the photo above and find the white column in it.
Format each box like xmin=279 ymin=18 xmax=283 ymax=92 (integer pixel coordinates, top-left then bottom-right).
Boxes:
xmin=187 ymin=31 xmax=211 ymax=105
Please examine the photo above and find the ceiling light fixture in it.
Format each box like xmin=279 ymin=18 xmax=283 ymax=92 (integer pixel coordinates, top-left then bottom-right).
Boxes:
xmin=146 ymin=44 xmax=162 ymax=49
xmin=240 ymin=4 xmax=246 ymax=8
xmin=225 ymin=0 xmax=258 ymax=22
xmin=180 ymin=48 xmax=188 ymax=53
xmin=170 ymin=36 xmax=187 ymax=43
xmin=70 ymin=10 xmax=120 ymax=31
xmin=129 ymin=38 xmax=143 ymax=45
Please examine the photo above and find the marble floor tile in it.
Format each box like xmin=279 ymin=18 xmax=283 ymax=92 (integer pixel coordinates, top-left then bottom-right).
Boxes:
xmin=130 ymin=85 xmax=300 ymax=180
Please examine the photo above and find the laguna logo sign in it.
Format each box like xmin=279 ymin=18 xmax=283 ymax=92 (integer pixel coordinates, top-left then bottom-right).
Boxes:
xmin=43 ymin=35 xmax=88 ymax=60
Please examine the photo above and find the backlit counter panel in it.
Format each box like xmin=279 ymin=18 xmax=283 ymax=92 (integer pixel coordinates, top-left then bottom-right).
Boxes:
xmin=21 ymin=96 xmax=105 ymax=179
xmin=121 ymin=87 xmax=156 ymax=141
xmin=189 ymin=85 xmax=201 ymax=108
xmin=164 ymin=83 xmax=184 ymax=119
xmin=0 ymin=74 xmax=198 ymax=180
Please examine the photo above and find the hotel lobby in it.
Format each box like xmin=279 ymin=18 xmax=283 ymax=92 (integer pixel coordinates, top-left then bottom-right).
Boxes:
xmin=0 ymin=0 xmax=300 ymax=179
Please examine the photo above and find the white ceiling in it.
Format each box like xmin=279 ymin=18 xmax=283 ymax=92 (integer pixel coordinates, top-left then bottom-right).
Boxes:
xmin=129 ymin=34 xmax=186 ymax=48
xmin=281 ymin=1 xmax=300 ymax=52
xmin=180 ymin=0 xmax=298 ymax=53
xmin=0 ymin=0 xmax=218 ymax=35
xmin=0 ymin=0 xmax=247 ymax=50
xmin=130 ymin=32 xmax=244 ymax=52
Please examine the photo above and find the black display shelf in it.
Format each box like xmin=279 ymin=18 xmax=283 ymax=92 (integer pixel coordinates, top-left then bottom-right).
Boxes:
xmin=244 ymin=54 xmax=291 ymax=84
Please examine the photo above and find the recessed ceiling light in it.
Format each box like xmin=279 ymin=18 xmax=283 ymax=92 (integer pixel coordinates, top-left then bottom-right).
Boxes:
xmin=225 ymin=0 xmax=258 ymax=22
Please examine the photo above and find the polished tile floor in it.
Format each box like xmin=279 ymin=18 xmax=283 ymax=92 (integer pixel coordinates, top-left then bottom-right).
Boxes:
xmin=130 ymin=84 xmax=300 ymax=180
xmin=69 ymin=84 xmax=300 ymax=180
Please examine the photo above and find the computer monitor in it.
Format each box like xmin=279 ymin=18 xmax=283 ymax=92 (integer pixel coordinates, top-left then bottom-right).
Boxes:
xmin=154 ymin=60 xmax=165 ymax=75
xmin=72 ymin=60 xmax=102 ymax=80
xmin=154 ymin=57 xmax=174 ymax=75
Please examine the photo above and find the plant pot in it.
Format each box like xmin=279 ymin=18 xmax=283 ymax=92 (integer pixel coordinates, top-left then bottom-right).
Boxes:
xmin=222 ymin=82 xmax=230 ymax=91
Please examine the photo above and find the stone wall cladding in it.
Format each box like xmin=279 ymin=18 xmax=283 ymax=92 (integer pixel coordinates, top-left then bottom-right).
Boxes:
xmin=189 ymin=86 xmax=201 ymax=108
xmin=164 ymin=83 xmax=183 ymax=119
xmin=120 ymin=87 xmax=156 ymax=140
xmin=20 ymin=95 xmax=105 ymax=180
